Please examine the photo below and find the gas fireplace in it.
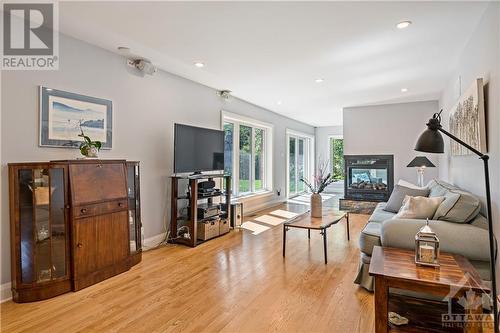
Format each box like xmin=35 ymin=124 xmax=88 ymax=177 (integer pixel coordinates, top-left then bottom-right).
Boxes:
xmin=344 ymin=155 xmax=394 ymax=201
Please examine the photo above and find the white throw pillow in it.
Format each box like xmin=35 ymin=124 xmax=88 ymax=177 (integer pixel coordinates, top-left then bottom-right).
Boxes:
xmin=393 ymin=195 xmax=445 ymax=220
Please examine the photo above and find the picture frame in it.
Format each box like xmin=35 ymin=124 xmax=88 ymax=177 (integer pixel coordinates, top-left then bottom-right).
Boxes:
xmin=448 ymin=78 xmax=487 ymax=156
xmin=39 ymin=86 xmax=112 ymax=149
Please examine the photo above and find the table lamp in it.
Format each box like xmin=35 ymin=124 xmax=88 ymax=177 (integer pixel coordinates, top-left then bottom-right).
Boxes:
xmin=407 ymin=156 xmax=435 ymax=187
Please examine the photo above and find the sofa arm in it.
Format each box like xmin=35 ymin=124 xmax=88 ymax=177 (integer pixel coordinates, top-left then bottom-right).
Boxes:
xmin=381 ymin=219 xmax=492 ymax=262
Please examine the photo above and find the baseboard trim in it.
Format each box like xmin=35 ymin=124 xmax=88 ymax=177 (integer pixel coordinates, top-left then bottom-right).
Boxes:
xmin=143 ymin=232 xmax=167 ymax=250
xmin=1 ymin=282 xmax=12 ymax=303
xmin=243 ymin=198 xmax=286 ymax=215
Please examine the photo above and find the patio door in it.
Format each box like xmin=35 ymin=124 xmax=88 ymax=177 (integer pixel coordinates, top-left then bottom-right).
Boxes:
xmin=287 ymin=131 xmax=313 ymax=198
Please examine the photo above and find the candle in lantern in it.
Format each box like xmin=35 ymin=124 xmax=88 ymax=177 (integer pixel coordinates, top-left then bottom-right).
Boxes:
xmin=419 ymin=244 xmax=435 ymax=263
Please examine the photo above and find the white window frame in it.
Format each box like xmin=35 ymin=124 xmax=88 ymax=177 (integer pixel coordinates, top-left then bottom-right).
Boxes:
xmin=286 ymin=129 xmax=315 ymax=198
xmin=221 ymin=110 xmax=273 ymax=198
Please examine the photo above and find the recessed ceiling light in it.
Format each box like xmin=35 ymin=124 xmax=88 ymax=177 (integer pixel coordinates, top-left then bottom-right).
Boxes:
xmin=194 ymin=62 xmax=205 ymax=68
xmin=315 ymin=78 xmax=324 ymax=83
xmin=401 ymin=88 xmax=408 ymax=92
xmin=396 ymin=21 xmax=412 ymax=29
xmin=277 ymin=100 xmax=282 ymax=105
xmin=117 ymin=46 xmax=130 ymax=52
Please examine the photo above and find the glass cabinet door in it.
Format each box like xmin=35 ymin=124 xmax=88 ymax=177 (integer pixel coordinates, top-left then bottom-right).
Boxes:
xmin=127 ymin=163 xmax=141 ymax=254
xmin=18 ymin=166 xmax=68 ymax=284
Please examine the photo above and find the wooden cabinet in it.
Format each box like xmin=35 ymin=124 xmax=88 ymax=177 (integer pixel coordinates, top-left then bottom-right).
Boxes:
xmin=8 ymin=160 xmax=142 ymax=302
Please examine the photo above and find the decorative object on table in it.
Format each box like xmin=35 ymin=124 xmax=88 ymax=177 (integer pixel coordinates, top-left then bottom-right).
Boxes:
xmin=448 ymin=78 xmax=487 ymax=156
xmin=78 ymin=123 xmax=101 ymax=158
xmin=388 ymin=312 xmax=409 ymax=326
xmin=414 ymin=219 xmax=440 ymax=267
xmin=414 ymin=109 xmax=498 ymax=333
xmin=39 ymin=86 xmax=112 ymax=149
xmin=300 ymin=159 xmax=335 ymax=218
xmin=406 ymin=156 xmax=435 ymax=187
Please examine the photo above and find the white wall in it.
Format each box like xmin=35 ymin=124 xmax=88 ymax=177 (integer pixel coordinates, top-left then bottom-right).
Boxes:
xmin=315 ymin=126 xmax=343 ymax=167
xmin=0 ymin=34 xmax=314 ymax=286
xmin=343 ymin=101 xmax=440 ymax=185
xmin=438 ymin=2 xmax=500 ymax=284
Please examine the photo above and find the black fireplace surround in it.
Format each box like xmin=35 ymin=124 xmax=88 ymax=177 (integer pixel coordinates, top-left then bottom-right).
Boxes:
xmin=344 ymin=155 xmax=394 ymax=201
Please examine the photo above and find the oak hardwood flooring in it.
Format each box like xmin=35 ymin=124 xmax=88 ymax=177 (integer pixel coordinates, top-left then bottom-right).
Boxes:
xmin=1 ymin=203 xmax=374 ymax=333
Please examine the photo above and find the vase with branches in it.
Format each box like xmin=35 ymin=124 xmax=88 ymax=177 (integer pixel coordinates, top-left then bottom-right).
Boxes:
xmin=300 ymin=159 xmax=335 ymax=217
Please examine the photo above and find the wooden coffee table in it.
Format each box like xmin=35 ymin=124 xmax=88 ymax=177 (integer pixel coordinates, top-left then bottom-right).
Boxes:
xmin=369 ymin=246 xmax=491 ymax=333
xmin=282 ymin=209 xmax=349 ymax=264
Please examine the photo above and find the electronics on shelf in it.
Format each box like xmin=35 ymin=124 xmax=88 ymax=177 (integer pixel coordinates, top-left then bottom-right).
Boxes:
xmin=197 ymin=203 xmax=221 ymax=219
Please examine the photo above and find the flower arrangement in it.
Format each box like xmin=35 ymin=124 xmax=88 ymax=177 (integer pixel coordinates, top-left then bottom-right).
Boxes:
xmin=78 ymin=122 xmax=102 ymax=158
xmin=300 ymin=159 xmax=335 ymax=194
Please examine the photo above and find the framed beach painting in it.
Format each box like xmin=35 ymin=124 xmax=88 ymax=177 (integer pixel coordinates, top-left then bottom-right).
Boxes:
xmin=448 ymin=78 xmax=487 ymax=156
xmin=39 ymin=87 xmax=112 ymax=149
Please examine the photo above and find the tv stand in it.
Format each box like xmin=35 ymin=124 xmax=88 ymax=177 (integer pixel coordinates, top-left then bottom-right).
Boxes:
xmin=170 ymin=174 xmax=231 ymax=247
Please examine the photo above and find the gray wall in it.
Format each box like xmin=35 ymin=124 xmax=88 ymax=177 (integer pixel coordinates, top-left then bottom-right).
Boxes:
xmin=343 ymin=101 xmax=440 ymax=185
xmin=315 ymin=126 xmax=343 ymax=167
xmin=0 ymin=34 xmax=314 ymax=285
xmin=438 ymin=2 xmax=500 ymax=284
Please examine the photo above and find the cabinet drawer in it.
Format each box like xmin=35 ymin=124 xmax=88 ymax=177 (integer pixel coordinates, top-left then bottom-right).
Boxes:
xmin=73 ymin=199 xmax=128 ymax=219
xmin=69 ymin=163 xmax=127 ymax=205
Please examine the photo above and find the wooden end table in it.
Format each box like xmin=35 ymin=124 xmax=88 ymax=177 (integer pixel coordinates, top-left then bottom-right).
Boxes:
xmin=369 ymin=246 xmax=491 ymax=333
xmin=282 ymin=209 xmax=349 ymax=264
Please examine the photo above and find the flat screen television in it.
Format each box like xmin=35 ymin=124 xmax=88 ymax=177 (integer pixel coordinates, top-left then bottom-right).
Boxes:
xmin=174 ymin=123 xmax=225 ymax=174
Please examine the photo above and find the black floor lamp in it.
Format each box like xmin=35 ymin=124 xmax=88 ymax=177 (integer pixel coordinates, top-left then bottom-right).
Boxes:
xmin=415 ymin=109 xmax=497 ymax=332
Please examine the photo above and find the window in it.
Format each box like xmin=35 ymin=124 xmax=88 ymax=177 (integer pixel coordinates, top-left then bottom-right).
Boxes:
xmin=329 ymin=136 xmax=344 ymax=180
xmin=222 ymin=111 xmax=273 ymax=197
xmin=286 ymin=129 xmax=314 ymax=198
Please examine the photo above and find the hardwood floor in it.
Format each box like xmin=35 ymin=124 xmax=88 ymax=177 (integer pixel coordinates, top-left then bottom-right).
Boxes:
xmin=1 ymin=204 xmax=374 ymax=333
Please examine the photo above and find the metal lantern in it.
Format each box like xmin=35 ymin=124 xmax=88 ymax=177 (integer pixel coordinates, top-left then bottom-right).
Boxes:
xmin=415 ymin=219 xmax=440 ymax=267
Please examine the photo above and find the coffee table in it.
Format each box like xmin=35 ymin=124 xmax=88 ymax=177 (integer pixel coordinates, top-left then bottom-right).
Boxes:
xmin=282 ymin=209 xmax=349 ymax=264
xmin=369 ymin=246 xmax=491 ymax=333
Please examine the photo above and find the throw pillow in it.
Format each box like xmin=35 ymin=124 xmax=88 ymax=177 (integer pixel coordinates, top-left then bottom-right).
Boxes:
xmin=384 ymin=184 xmax=430 ymax=213
xmin=393 ymin=195 xmax=445 ymax=220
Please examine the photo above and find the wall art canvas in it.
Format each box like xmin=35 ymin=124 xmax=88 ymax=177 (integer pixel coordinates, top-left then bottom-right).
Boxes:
xmin=448 ymin=78 xmax=487 ymax=156
xmin=40 ymin=87 xmax=112 ymax=149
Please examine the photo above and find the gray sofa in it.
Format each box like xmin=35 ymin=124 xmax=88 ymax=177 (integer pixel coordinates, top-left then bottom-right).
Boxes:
xmin=354 ymin=179 xmax=493 ymax=291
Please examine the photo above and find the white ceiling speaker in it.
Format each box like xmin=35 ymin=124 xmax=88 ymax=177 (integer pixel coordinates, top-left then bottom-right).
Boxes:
xmin=217 ymin=90 xmax=232 ymax=100
xmin=127 ymin=58 xmax=157 ymax=75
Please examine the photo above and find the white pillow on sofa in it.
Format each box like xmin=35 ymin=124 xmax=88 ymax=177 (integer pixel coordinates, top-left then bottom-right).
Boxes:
xmin=393 ymin=195 xmax=445 ymax=220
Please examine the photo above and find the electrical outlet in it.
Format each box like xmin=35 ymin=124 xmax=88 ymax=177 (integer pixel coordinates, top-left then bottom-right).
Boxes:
xmin=277 ymin=188 xmax=281 ymax=196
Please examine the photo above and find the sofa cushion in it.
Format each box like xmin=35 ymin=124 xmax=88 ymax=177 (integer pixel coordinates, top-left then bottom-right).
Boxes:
xmin=384 ymin=184 xmax=430 ymax=213
xmin=393 ymin=195 xmax=445 ymax=219
xmin=359 ymin=222 xmax=382 ymax=256
xmin=429 ymin=179 xmax=481 ymax=223
xmin=369 ymin=202 xmax=396 ymax=223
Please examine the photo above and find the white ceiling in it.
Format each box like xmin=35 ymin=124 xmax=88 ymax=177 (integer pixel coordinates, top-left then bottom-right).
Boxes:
xmin=59 ymin=1 xmax=488 ymax=126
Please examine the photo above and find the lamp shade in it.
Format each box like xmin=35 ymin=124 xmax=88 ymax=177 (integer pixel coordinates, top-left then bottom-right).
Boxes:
xmin=407 ymin=156 xmax=436 ymax=168
xmin=414 ymin=128 xmax=444 ymax=153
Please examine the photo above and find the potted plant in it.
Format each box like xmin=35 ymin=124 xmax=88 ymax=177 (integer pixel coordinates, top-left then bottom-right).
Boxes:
xmin=78 ymin=123 xmax=102 ymax=158
xmin=300 ymin=160 xmax=335 ymax=217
